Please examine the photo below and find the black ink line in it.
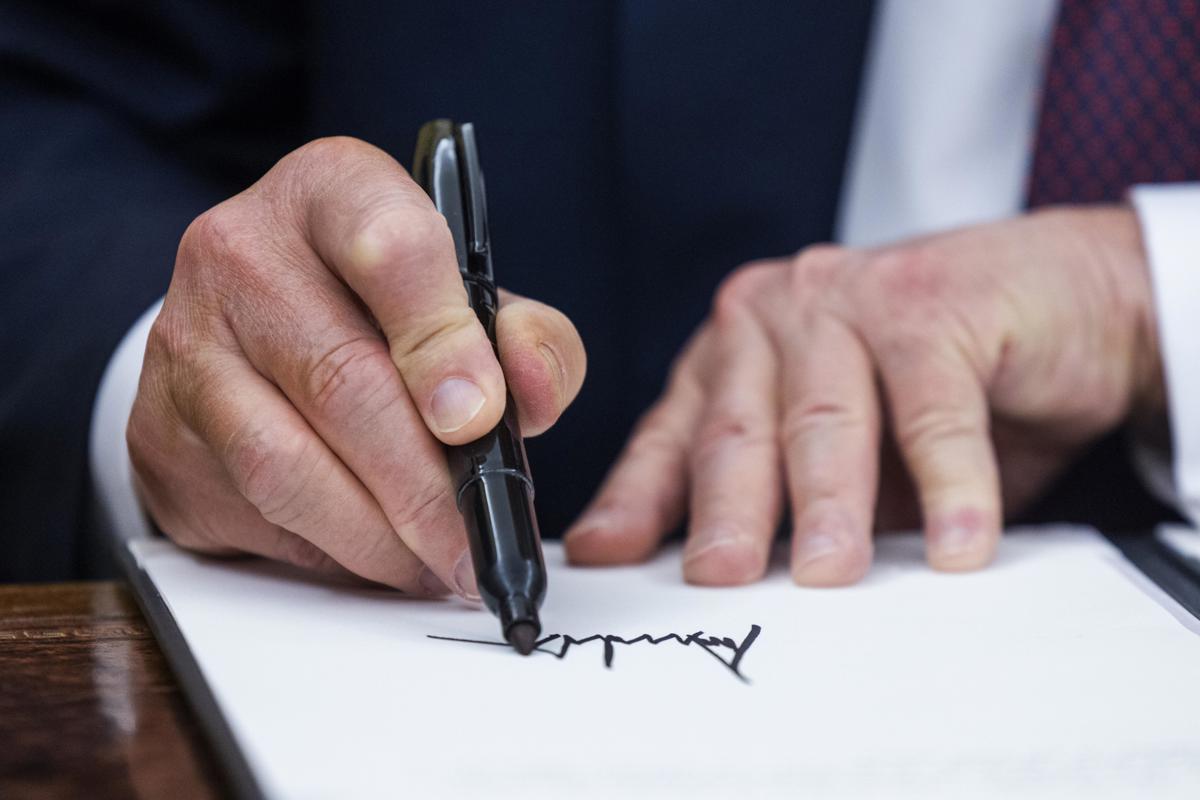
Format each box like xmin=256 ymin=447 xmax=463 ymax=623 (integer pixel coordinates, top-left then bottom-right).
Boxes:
xmin=428 ymin=624 xmax=762 ymax=684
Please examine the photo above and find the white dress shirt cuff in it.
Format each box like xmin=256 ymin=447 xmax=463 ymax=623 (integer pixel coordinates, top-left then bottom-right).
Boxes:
xmin=88 ymin=299 xmax=164 ymax=544
xmin=1130 ymin=184 xmax=1200 ymax=526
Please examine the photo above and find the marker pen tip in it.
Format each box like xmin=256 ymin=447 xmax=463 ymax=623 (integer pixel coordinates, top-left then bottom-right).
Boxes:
xmin=506 ymin=621 xmax=539 ymax=656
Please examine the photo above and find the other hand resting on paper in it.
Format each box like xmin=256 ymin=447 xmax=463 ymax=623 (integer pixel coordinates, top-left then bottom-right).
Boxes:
xmin=566 ymin=208 xmax=1166 ymax=586
xmin=127 ymin=137 xmax=586 ymax=598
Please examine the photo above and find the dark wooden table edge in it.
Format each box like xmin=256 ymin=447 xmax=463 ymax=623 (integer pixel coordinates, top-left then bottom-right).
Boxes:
xmin=116 ymin=543 xmax=267 ymax=800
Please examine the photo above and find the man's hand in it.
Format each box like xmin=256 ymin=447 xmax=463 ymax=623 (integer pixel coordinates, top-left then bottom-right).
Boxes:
xmin=128 ymin=137 xmax=585 ymax=597
xmin=565 ymin=207 xmax=1163 ymax=586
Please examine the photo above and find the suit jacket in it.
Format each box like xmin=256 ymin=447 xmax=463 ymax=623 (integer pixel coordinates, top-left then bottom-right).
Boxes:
xmin=0 ymin=1 xmax=1171 ymax=581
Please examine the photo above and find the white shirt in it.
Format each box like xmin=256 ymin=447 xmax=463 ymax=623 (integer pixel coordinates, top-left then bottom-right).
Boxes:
xmin=838 ymin=0 xmax=1200 ymax=525
xmin=90 ymin=0 xmax=1200 ymax=542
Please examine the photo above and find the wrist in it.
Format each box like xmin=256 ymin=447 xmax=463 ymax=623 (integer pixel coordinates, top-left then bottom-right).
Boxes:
xmin=1048 ymin=204 xmax=1167 ymax=426
xmin=1105 ymin=204 xmax=1168 ymax=426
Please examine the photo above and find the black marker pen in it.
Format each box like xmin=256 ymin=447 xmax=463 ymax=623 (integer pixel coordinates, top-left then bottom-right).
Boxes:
xmin=412 ymin=120 xmax=547 ymax=655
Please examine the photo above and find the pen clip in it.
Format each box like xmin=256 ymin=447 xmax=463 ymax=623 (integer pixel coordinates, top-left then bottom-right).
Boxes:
xmin=412 ymin=119 xmax=493 ymax=281
xmin=456 ymin=123 xmax=491 ymax=270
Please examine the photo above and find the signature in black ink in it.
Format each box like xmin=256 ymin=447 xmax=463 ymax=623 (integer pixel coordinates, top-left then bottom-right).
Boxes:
xmin=428 ymin=624 xmax=762 ymax=683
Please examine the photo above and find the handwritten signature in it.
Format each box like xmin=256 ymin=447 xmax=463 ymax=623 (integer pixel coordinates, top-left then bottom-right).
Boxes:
xmin=428 ymin=624 xmax=762 ymax=683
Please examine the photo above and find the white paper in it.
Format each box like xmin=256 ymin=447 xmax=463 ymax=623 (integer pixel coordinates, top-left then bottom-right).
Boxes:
xmin=130 ymin=526 xmax=1200 ymax=800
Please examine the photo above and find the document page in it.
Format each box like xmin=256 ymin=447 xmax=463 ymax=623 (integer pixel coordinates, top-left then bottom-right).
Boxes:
xmin=130 ymin=526 xmax=1200 ymax=799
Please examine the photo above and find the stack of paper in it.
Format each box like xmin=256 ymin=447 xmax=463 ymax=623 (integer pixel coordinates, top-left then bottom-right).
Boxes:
xmin=131 ymin=526 xmax=1200 ymax=799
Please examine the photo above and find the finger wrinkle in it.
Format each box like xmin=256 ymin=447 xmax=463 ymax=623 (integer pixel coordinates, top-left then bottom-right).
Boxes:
xmin=537 ymin=341 xmax=568 ymax=404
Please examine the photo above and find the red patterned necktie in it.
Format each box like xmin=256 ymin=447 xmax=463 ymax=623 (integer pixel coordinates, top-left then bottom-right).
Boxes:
xmin=1020 ymin=0 xmax=1197 ymax=527
xmin=1027 ymin=0 xmax=1200 ymax=206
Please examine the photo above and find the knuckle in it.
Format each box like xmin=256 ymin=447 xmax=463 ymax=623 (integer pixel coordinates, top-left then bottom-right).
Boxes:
xmin=271 ymin=137 xmax=389 ymax=227
xmin=779 ymin=400 xmax=867 ymax=451
xmin=143 ymin=316 xmax=173 ymax=363
xmin=304 ymin=335 xmax=399 ymax=420
xmin=868 ymin=246 xmax=948 ymax=306
xmin=177 ymin=208 xmax=222 ymax=264
xmin=176 ymin=202 xmax=268 ymax=298
xmin=389 ymin=311 xmax=478 ymax=367
xmin=711 ymin=262 xmax=776 ymax=325
xmin=349 ymin=206 xmax=452 ymax=275
xmin=144 ymin=312 xmax=192 ymax=371
xmin=795 ymin=242 xmax=845 ymax=264
xmin=178 ymin=203 xmax=246 ymax=269
xmin=895 ymin=405 xmax=984 ymax=460
xmin=225 ymin=422 xmax=318 ymax=522
xmin=692 ymin=411 xmax=773 ymax=465
xmin=125 ymin=398 xmax=164 ymax=474
xmin=875 ymin=325 xmax=939 ymax=367
xmin=788 ymin=244 xmax=845 ymax=294
xmin=290 ymin=135 xmax=379 ymax=172
xmin=791 ymin=243 xmax=845 ymax=274
xmin=140 ymin=312 xmax=214 ymax=428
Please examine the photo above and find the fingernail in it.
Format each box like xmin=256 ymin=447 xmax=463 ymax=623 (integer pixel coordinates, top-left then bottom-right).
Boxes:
xmin=929 ymin=511 xmax=991 ymax=569
xmin=792 ymin=507 xmax=869 ymax=587
xmin=683 ymin=531 xmax=761 ymax=585
xmin=430 ymin=378 xmax=486 ymax=433
xmin=793 ymin=532 xmax=841 ymax=570
xmin=933 ymin=524 xmax=977 ymax=558
xmin=565 ymin=510 xmax=615 ymax=541
xmin=683 ymin=534 xmax=736 ymax=565
xmin=683 ymin=530 xmax=749 ymax=566
xmin=452 ymin=551 xmax=480 ymax=601
xmin=418 ymin=567 xmax=450 ymax=596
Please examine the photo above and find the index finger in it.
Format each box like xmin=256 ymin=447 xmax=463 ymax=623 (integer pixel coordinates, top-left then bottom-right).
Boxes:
xmin=278 ymin=137 xmax=507 ymax=445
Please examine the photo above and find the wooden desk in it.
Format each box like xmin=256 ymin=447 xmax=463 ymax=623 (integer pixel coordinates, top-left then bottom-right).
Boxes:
xmin=0 ymin=582 xmax=225 ymax=799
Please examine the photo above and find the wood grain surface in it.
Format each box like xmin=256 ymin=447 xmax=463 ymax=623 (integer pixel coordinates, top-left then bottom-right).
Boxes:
xmin=0 ymin=582 xmax=225 ymax=799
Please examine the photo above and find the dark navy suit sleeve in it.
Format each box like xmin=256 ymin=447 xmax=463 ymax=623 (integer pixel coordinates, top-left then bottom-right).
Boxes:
xmin=0 ymin=1 xmax=305 ymax=579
